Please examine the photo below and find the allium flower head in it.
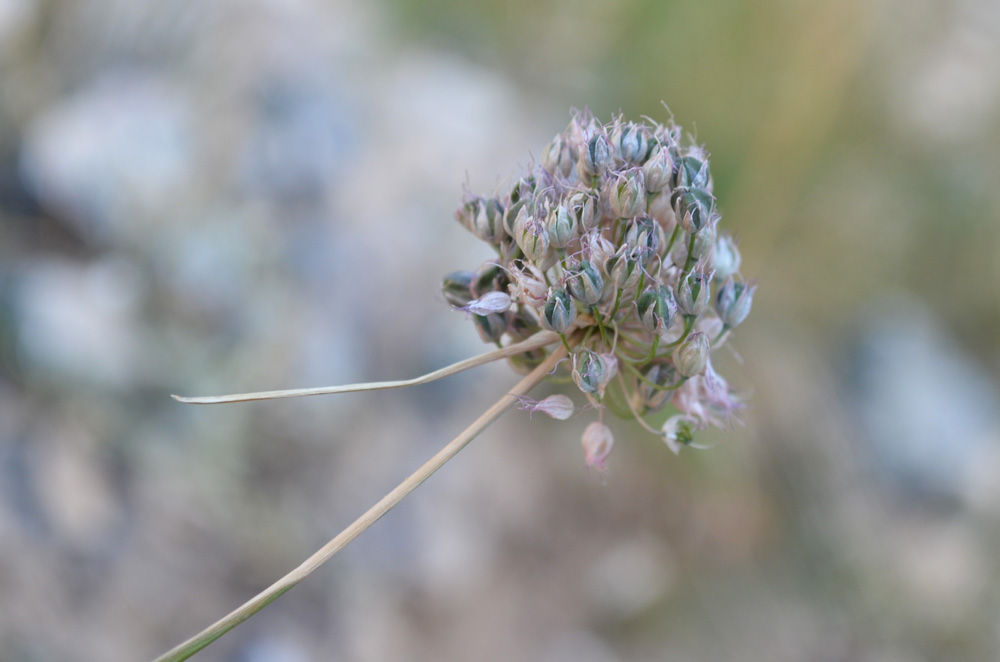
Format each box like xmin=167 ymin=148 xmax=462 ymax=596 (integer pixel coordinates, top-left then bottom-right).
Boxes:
xmin=445 ymin=110 xmax=756 ymax=467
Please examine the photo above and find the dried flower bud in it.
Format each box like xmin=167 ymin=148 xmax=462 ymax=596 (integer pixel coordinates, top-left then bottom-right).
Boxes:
xmin=674 ymin=155 xmax=712 ymax=190
xmin=464 ymin=291 xmax=512 ymax=315
xmin=566 ymin=260 xmax=605 ymax=305
xmin=635 ymin=285 xmax=677 ymax=335
xmin=676 ymin=271 xmax=712 ymax=316
xmin=604 ymin=246 xmax=641 ymax=290
xmin=662 ymin=414 xmax=699 ymax=455
xmin=581 ymin=421 xmax=615 ymax=471
xmin=672 ymin=187 xmax=715 ymax=233
xmin=623 ymin=215 xmax=662 ymax=264
xmin=642 ymin=143 xmax=674 ymax=193
xmin=713 ymin=234 xmax=741 ymax=282
xmin=584 ymin=230 xmax=615 ymax=267
xmin=608 ymin=170 xmax=646 ymax=219
xmin=442 ymin=270 xmax=475 ymax=308
xmin=520 ymin=394 xmax=576 ymax=420
xmin=614 ymin=122 xmax=651 ymax=165
xmin=474 ymin=312 xmax=507 ymax=343
xmin=672 ymin=331 xmax=709 ymax=377
xmin=507 ymin=263 xmax=548 ymax=306
xmin=546 ymin=204 xmax=578 ymax=249
xmin=540 ymin=287 xmax=577 ymax=333
xmin=578 ymin=133 xmax=612 ymax=181
xmin=715 ymin=278 xmax=756 ymax=329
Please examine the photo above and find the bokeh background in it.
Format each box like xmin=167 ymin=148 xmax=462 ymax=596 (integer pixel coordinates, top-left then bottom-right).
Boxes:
xmin=2 ymin=0 xmax=999 ymax=660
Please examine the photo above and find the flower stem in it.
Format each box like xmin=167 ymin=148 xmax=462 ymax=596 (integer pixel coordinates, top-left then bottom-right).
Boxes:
xmin=153 ymin=344 xmax=570 ymax=662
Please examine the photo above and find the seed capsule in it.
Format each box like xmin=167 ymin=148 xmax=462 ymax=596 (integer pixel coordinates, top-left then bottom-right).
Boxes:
xmin=635 ymin=285 xmax=677 ymax=335
xmin=676 ymin=271 xmax=712 ymax=316
xmin=715 ymin=278 xmax=756 ymax=329
xmin=672 ymin=331 xmax=709 ymax=377
xmin=540 ymin=287 xmax=577 ymax=333
xmin=566 ymin=260 xmax=605 ymax=306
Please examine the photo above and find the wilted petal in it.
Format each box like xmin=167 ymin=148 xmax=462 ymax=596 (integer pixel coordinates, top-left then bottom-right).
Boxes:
xmin=582 ymin=421 xmax=615 ymax=471
xmin=464 ymin=291 xmax=512 ymax=315
xmin=524 ymin=394 xmax=576 ymax=420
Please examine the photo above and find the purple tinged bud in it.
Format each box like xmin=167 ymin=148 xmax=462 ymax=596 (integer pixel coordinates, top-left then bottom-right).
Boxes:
xmin=520 ymin=394 xmax=576 ymax=420
xmin=581 ymin=421 xmax=615 ymax=471
xmin=515 ymin=215 xmax=552 ymax=262
xmin=608 ymin=170 xmax=646 ymax=219
xmin=464 ymin=291 xmax=512 ymax=315
xmin=642 ymin=143 xmax=674 ymax=193
xmin=715 ymin=278 xmax=756 ymax=328
xmin=676 ymin=271 xmax=712 ymax=316
xmin=614 ymin=122 xmax=651 ymax=165
xmin=465 ymin=197 xmax=505 ymax=244
xmin=542 ymin=133 xmax=576 ymax=178
xmin=568 ymin=190 xmax=600 ymax=231
xmin=672 ymin=331 xmax=710 ymax=377
xmin=635 ymin=285 xmax=677 ymax=335
xmin=546 ymin=204 xmax=578 ymax=249
xmin=578 ymin=133 xmax=612 ymax=180
xmin=713 ymin=234 xmax=741 ymax=282
xmin=540 ymin=287 xmax=577 ymax=333
xmin=566 ymin=260 xmax=605 ymax=305
xmin=442 ymin=270 xmax=475 ymax=308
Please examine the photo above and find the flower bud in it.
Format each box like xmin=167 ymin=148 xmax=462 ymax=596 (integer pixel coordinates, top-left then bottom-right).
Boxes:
xmin=578 ymin=133 xmax=612 ymax=181
xmin=604 ymin=246 xmax=641 ymax=290
xmin=642 ymin=143 xmax=674 ymax=193
xmin=715 ymin=278 xmax=756 ymax=329
xmin=474 ymin=312 xmax=507 ymax=343
xmin=460 ymin=197 xmax=505 ymax=244
xmin=675 ymin=271 xmax=712 ymax=316
xmin=514 ymin=216 xmax=552 ymax=263
xmin=507 ymin=263 xmax=548 ymax=306
xmin=566 ymin=260 xmax=605 ymax=305
xmin=614 ymin=122 xmax=651 ymax=165
xmin=442 ymin=270 xmax=475 ymax=308
xmin=608 ymin=170 xmax=646 ymax=219
xmin=506 ymin=309 xmax=541 ymax=340
xmin=623 ymin=215 xmax=662 ymax=264
xmin=546 ymin=204 xmax=578 ymax=249
xmin=635 ymin=362 xmax=681 ymax=411
xmin=672 ymin=331 xmax=709 ymax=377
xmin=674 ymin=155 xmax=712 ymax=190
xmin=671 ymin=187 xmax=715 ymax=232
xmin=503 ymin=195 xmax=533 ymax=237
xmin=661 ymin=414 xmax=698 ymax=455
xmin=542 ymin=133 xmax=576 ymax=178
xmin=635 ymin=285 xmax=677 ymax=335
xmin=689 ymin=223 xmax=716 ymax=264
xmin=581 ymin=421 xmax=615 ymax=471
xmin=712 ymin=233 xmax=741 ymax=282
xmin=540 ymin=287 xmax=577 ymax=333
xmin=567 ymin=190 xmax=600 ymax=231
xmin=572 ymin=347 xmax=618 ymax=396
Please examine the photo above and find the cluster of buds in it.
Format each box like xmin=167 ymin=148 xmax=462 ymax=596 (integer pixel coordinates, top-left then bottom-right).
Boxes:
xmin=445 ymin=110 xmax=755 ymax=470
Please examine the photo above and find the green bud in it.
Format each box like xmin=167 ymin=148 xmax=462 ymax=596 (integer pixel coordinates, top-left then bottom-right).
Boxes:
xmin=624 ymin=215 xmax=662 ymax=264
xmin=715 ymin=278 xmax=756 ymax=328
xmin=674 ymin=155 xmax=711 ymax=190
xmin=472 ymin=263 xmax=509 ymax=297
xmin=540 ymin=287 xmax=577 ymax=333
xmin=604 ymin=246 xmax=641 ymax=290
xmin=566 ymin=260 xmax=605 ymax=305
xmin=676 ymin=271 xmax=712 ymax=316
xmin=567 ymin=190 xmax=600 ymax=231
xmin=578 ymin=133 xmax=612 ymax=181
xmin=635 ymin=285 xmax=677 ymax=335
xmin=614 ymin=122 xmax=651 ymax=165
xmin=671 ymin=187 xmax=715 ymax=233
xmin=460 ymin=197 xmax=505 ymax=244
xmin=441 ymin=270 xmax=475 ymax=308
xmin=608 ymin=170 xmax=646 ymax=219
xmin=672 ymin=331 xmax=709 ymax=377
xmin=514 ymin=215 xmax=552 ymax=263
xmin=474 ymin=312 xmax=507 ymax=343
xmin=542 ymin=133 xmax=576 ymax=178
xmin=572 ymin=347 xmax=607 ymax=395
xmin=636 ymin=362 xmax=681 ymax=411
xmin=546 ymin=204 xmax=578 ymax=249
xmin=689 ymin=223 xmax=716 ymax=264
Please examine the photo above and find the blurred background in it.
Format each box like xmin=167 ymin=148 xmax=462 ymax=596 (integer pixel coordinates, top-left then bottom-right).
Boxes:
xmin=1 ymin=0 xmax=999 ymax=660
